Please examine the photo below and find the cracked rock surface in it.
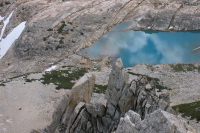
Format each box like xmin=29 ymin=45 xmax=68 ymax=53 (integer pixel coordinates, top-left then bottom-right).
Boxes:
xmin=44 ymin=59 xmax=176 ymax=133
xmin=0 ymin=0 xmax=200 ymax=77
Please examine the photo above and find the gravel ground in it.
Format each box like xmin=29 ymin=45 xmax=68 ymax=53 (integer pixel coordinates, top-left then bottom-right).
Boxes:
xmin=0 ymin=73 xmax=67 ymax=133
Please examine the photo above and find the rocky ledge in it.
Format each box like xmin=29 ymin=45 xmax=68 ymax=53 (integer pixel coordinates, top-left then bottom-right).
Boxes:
xmin=42 ymin=59 xmax=197 ymax=133
xmin=0 ymin=0 xmax=200 ymax=77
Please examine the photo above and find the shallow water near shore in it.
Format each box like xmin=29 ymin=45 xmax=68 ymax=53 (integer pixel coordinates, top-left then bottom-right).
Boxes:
xmin=79 ymin=28 xmax=200 ymax=67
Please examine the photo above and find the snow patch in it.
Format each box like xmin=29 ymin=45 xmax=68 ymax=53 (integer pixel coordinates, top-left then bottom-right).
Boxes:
xmin=0 ymin=15 xmax=4 ymax=21
xmin=45 ymin=65 xmax=57 ymax=72
xmin=137 ymin=17 xmax=142 ymax=21
xmin=0 ymin=21 xmax=26 ymax=59
xmin=0 ymin=11 xmax=14 ymax=40
xmin=65 ymin=2 xmax=70 ymax=4
xmin=169 ymin=26 xmax=174 ymax=30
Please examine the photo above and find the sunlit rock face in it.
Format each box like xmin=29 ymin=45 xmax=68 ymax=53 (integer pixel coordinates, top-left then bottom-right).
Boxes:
xmin=44 ymin=59 xmax=175 ymax=133
xmin=0 ymin=0 xmax=200 ymax=74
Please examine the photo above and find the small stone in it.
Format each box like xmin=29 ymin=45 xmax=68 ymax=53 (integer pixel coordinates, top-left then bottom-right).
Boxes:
xmin=145 ymin=84 xmax=152 ymax=90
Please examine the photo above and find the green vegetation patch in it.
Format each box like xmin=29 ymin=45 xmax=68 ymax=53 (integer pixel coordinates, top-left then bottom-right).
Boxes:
xmin=5 ymin=2 xmax=11 ymax=5
xmin=59 ymin=39 xmax=64 ymax=44
xmin=170 ymin=64 xmax=200 ymax=72
xmin=57 ymin=23 xmax=67 ymax=33
xmin=127 ymin=71 xmax=170 ymax=92
xmin=9 ymin=72 xmax=37 ymax=80
xmin=56 ymin=45 xmax=63 ymax=50
xmin=127 ymin=72 xmax=159 ymax=82
xmin=93 ymin=84 xmax=107 ymax=94
xmin=172 ymin=101 xmax=200 ymax=121
xmin=156 ymin=84 xmax=171 ymax=92
xmin=41 ymin=67 xmax=88 ymax=90
xmin=25 ymin=78 xmax=37 ymax=82
xmin=47 ymin=28 xmax=53 ymax=31
xmin=0 ymin=83 xmax=5 ymax=86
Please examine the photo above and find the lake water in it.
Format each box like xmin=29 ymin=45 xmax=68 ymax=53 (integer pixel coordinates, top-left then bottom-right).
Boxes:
xmin=79 ymin=24 xmax=200 ymax=67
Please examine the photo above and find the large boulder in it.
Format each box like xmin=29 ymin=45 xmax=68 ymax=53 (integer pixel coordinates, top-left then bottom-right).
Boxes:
xmin=115 ymin=109 xmax=196 ymax=133
xmin=115 ymin=110 xmax=141 ymax=133
xmin=44 ymin=73 xmax=95 ymax=133
xmin=106 ymin=58 xmax=172 ymax=119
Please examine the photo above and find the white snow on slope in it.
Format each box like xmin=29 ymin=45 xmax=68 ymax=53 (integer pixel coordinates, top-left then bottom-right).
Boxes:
xmin=45 ymin=65 xmax=57 ymax=72
xmin=0 ymin=11 xmax=14 ymax=40
xmin=0 ymin=21 xmax=26 ymax=59
xmin=0 ymin=15 xmax=4 ymax=21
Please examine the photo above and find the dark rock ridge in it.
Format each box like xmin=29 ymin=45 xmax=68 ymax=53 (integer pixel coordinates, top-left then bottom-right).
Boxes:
xmin=1 ymin=0 xmax=200 ymax=75
xmin=43 ymin=59 xmax=179 ymax=133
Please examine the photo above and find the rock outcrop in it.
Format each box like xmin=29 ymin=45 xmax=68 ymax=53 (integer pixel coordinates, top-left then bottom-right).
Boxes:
xmin=1 ymin=0 xmax=200 ymax=76
xmin=115 ymin=109 xmax=196 ymax=133
xmin=44 ymin=73 xmax=95 ymax=133
xmin=44 ymin=59 xmax=179 ymax=133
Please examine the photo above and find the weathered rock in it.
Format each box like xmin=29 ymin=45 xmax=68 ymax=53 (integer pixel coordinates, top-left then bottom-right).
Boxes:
xmin=45 ymin=59 xmax=197 ymax=133
xmin=125 ymin=110 xmax=141 ymax=124
xmin=1 ymin=0 xmax=200 ymax=78
xmin=85 ymin=103 xmax=106 ymax=117
xmin=115 ymin=110 xmax=141 ymax=133
xmin=105 ymin=58 xmax=172 ymax=120
xmin=137 ymin=109 xmax=196 ymax=133
xmin=115 ymin=109 xmax=196 ymax=133
xmin=61 ymin=73 xmax=95 ymax=124
xmin=44 ymin=73 xmax=95 ymax=133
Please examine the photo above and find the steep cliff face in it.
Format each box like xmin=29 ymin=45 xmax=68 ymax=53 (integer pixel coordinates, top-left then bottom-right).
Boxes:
xmin=0 ymin=0 xmax=200 ymax=76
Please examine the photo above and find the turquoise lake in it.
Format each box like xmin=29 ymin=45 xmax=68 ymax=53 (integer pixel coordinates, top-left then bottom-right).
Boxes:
xmin=79 ymin=26 xmax=200 ymax=67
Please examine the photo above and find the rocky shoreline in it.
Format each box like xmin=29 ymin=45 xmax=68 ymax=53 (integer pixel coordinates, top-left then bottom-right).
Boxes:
xmin=1 ymin=0 xmax=200 ymax=76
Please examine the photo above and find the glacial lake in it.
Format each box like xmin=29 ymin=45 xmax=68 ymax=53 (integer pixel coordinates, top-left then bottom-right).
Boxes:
xmin=79 ymin=28 xmax=200 ymax=67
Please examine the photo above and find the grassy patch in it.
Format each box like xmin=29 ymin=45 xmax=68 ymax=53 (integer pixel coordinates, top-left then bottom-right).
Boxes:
xmin=47 ymin=28 xmax=53 ymax=31
xmin=9 ymin=72 xmax=39 ymax=80
xmin=56 ymin=45 xmax=63 ymax=50
xmin=72 ymin=40 xmax=75 ymax=43
xmin=57 ymin=23 xmax=67 ymax=33
xmin=127 ymin=71 xmax=170 ymax=92
xmin=93 ymin=84 xmax=107 ymax=94
xmin=170 ymin=64 xmax=200 ymax=72
xmin=43 ymin=37 xmax=47 ymax=41
xmin=59 ymin=39 xmax=64 ymax=44
xmin=156 ymin=84 xmax=171 ymax=92
xmin=5 ymin=2 xmax=11 ymax=5
xmin=80 ymin=63 xmax=86 ymax=65
xmin=80 ymin=32 xmax=84 ymax=35
xmin=40 ymin=67 xmax=88 ymax=90
xmin=0 ymin=83 xmax=5 ymax=86
xmin=172 ymin=101 xmax=200 ymax=121
xmin=127 ymin=72 xmax=159 ymax=82
xmin=68 ymin=22 xmax=73 ymax=25
xmin=25 ymin=79 xmax=37 ymax=82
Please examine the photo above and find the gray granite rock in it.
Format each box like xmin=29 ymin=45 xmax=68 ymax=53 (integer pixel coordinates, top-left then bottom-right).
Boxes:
xmin=43 ymin=73 xmax=95 ymax=133
xmin=115 ymin=109 xmax=196 ymax=133
xmin=44 ymin=59 xmax=196 ymax=133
